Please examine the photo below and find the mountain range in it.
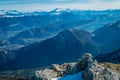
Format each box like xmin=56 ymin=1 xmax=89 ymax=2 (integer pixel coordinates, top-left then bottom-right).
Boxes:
xmin=0 ymin=9 xmax=120 ymax=71
xmin=0 ymin=29 xmax=99 ymax=70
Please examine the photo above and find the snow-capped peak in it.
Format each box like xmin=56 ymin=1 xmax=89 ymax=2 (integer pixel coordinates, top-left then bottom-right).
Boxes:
xmin=0 ymin=10 xmax=46 ymax=17
xmin=0 ymin=8 xmax=74 ymax=17
xmin=0 ymin=11 xmax=6 ymax=16
xmin=50 ymin=8 xmax=71 ymax=13
xmin=49 ymin=8 xmax=71 ymax=15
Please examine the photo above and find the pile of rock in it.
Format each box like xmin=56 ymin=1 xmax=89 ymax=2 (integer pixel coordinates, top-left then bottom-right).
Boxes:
xmin=34 ymin=53 xmax=120 ymax=80
xmin=34 ymin=62 xmax=76 ymax=80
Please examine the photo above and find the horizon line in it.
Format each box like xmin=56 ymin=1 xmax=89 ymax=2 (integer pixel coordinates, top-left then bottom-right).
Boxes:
xmin=0 ymin=8 xmax=120 ymax=12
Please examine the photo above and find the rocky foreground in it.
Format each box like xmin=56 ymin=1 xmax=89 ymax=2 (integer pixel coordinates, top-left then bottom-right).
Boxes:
xmin=34 ymin=53 xmax=120 ymax=80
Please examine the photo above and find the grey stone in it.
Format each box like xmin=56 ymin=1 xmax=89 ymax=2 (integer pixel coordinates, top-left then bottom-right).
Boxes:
xmin=34 ymin=53 xmax=120 ymax=80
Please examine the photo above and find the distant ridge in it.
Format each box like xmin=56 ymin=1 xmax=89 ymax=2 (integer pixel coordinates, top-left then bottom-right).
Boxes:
xmin=0 ymin=29 xmax=99 ymax=71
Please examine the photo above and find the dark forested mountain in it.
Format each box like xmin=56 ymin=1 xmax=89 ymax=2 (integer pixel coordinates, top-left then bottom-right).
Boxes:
xmin=93 ymin=20 xmax=120 ymax=53
xmin=96 ymin=48 xmax=120 ymax=63
xmin=0 ymin=19 xmax=93 ymax=66
xmin=0 ymin=29 xmax=99 ymax=71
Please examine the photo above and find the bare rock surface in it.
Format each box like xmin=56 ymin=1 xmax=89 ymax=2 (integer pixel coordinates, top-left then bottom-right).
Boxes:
xmin=34 ymin=53 xmax=120 ymax=80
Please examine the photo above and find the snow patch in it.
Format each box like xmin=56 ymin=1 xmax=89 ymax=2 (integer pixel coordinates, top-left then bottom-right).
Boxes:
xmin=0 ymin=12 xmax=6 ymax=15
xmin=10 ymin=24 xmax=19 ymax=27
xmin=52 ymin=72 xmax=83 ymax=80
xmin=52 ymin=12 xmax=61 ymax=15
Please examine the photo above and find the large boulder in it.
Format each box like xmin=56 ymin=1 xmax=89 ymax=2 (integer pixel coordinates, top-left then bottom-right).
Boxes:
xmin=82 ymin=61 xmax=119 ymax=80
xmin=34 ymin=69 xmax=58 ymax=80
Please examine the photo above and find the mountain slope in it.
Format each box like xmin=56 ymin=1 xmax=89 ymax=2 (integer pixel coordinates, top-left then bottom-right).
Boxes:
xmin=96 ymin=48 xmax=120 ymax=63
xmin=0 ymin=29 xmax=99 ymax=70
xmin=93 ymin=20 xmax=120 ymax=53
xmin=9 ymin=27 xmax=56 ymax=45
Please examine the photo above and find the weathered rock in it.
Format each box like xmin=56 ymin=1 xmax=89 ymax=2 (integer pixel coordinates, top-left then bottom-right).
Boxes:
xmin=83 ymin=65 xmax=120 ymax=80
xmin=34 ymin=62 xmax=77 ymax=80
xmin=75 ymin=53 xmax=94 ymax=72
xmin=34 ymin=69 xmax=58 ymax=80
xmin=34 ymin=53 xmax=120 ymax=80
xmin=82 ymin=54 xmax=120 ymax=80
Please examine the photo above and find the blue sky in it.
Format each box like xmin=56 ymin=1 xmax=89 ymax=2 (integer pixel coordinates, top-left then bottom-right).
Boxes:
xmin=0 ymin=0 xmax=120 ymax=11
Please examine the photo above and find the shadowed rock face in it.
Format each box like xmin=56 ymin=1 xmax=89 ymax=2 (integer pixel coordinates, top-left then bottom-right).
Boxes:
xmin=34 ymin=53 xmax=120 ymax=80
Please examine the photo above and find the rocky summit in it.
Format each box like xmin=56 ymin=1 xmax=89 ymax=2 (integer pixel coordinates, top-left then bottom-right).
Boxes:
xmin=34 ymin=53 xmax=120 ymax=80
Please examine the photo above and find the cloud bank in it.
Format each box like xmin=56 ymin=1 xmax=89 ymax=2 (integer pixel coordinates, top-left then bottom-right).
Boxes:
xmin=0 ymin=0 xmax=120 ymax=11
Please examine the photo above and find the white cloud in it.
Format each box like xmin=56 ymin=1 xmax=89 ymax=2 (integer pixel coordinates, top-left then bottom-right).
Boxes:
xmin=0 ymin=0 xmax=120 ymax=11
xmin=51 ymin=0 xmax=69 ymax=1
